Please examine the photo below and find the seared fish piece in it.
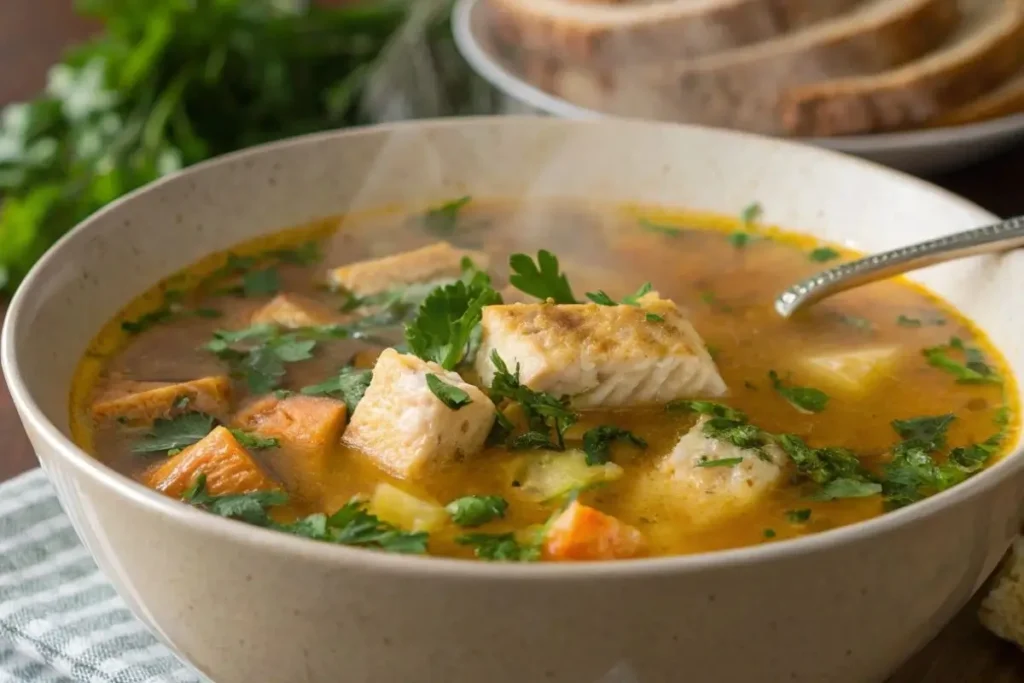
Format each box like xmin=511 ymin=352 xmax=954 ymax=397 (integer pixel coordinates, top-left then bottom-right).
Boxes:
xmin=91 ymin=376 xmax=232 ymax=425
xmin=661 ymin=416 xmax=787 ymax=525
xmin=327 ymin=241 xmax=489 ymax=297
xmin=345 ymin=349 xmax=496 ymax=479
xmin=474 ymin=294 xmax=726 ymax=408
xmin=250 ymin=293 xmax=346 ymax=329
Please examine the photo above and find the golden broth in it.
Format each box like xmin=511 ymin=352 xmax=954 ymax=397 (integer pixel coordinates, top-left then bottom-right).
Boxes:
xmin=70 ymin=200 xmax=1019 ymax=560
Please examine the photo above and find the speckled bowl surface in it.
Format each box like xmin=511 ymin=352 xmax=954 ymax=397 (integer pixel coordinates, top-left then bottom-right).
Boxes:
xmin=4 ymin=117 xmax=1024 ymax=683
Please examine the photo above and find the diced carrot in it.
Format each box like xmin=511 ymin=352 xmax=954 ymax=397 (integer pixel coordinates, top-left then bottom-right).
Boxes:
xmin=92 ymin=376 xmax=232 ymax=425
xmin=145 ymin=426 xmax=277 ymax=498
xmin=543 ymin=501 xmax=646 ymax=561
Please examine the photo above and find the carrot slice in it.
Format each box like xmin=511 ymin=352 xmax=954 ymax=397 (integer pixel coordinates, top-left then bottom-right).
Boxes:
xmin=544 ymin=501 xmax=646 ymax=561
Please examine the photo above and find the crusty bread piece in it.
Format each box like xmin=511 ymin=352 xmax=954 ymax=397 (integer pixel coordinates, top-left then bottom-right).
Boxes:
xmin=780 ymin=0 xmax=1024 ymax=136
xmin=487 ymin=0 xmax=865 ymax=67
xmin=980 ymin=536 xmax=1024 ymax=649
xmin=930 ymin=64 xmax=1024 ymax=126
xmin=542 ymin=0 xmax=960 ymax=135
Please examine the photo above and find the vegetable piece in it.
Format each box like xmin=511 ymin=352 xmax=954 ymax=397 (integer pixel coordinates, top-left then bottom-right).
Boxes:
xmin=146 ymin=426 xmax=277 ymax=498
xmin=422 ymin=196 xmax=471 ymax=235
xmin=800 ymin=347 xmax=899 ymax=397
xmin=809 ymin=247 xmax=840 ymax=262
xmin=456 ymin=532 xmax=541 ymax=562
xmin=768 ymin=371 xmax=830 ymax=413
xmin=445 ymin=495 xmax=508 ymax=527
xmin=581 ymin=426 xmax=647 ymax=466
xmin=486 ymin=351 xmax=578 ymax=450
xmin=923 ymin=337 xmax=1001 ymax=384
xmin=512 ymin=450 xmax=624 ymax=502
xmin=370 ymin=483 xmax=448 ymax=533
xmin=543 ymin=501 xmax=646 ymax=561
xmin=300 ymin=367 xmax=372 ymax=415
xmin=91 ymin=376 xmax=232 ymax=425
xmin=328 ymin=242 xmax=488 ymax=298
xmin=507 ymin=250 xmax=578 ymax=303
xmin=425 ymin=373 xmax=473 ymax=410
xmin=251 ymin=293 xmax=344 ymax=328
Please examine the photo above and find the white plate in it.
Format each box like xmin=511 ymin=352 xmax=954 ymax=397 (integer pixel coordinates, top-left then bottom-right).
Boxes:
xmin=452 ymin=0 xmax=1024 ymax=176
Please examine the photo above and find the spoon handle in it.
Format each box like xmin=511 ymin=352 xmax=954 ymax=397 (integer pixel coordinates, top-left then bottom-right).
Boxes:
xmin=775 ymin=214 xmax=1024 ymax=318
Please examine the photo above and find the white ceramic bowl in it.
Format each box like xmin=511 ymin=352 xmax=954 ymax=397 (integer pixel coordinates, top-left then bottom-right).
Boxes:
xmin=452 ymin=0 xmax=1024 ymax=177
xmin=4 ymin=117 xmax=1024 ymax=683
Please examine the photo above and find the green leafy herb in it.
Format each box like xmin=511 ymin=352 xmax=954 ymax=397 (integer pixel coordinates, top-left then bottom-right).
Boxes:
xmin=667 ymin=400 xmax=770 ymax=452
xmin=242 ymin=267 xmax=280 ymax=297
xmin=740 ymin=202 xmax=763 ymax=224
xmin=776 ymin=434 xmax=872 ymax=488
xmin=121 ymin=307 xmax=174 ymax=334
xmin=729 ymin=232 xmax=752 ymax=249
xmin=445 ymin=495 xmax=508 ymax=527
xmin=270 ymin=241 xmax=321 ymax=267
xmin=646 ymin=313 xmax=664 ymax=323
xmin=300 ymin=366 xmax=372 ymax=415
xmin=309 ymin=499 xmax=429 ymax=554
xmin=585 ymin=282 xmax=652 ymax=307
xmin=488 ymin=350 xmax=578 ymax=450
xmin=204 ymin=324 xmax=319 ymax=393
xmin=809 ymin=478 xmax=883 ymax=501
xmin=585 ymin=290 xmax=616 ymax=306
xmin=183 ymin=473 xmax=287 ymax=526
xmin=194 ymin=307 xmax=223 ymax=319
xmin=581 ymin=426 xmax=647 ymax=466
xmin=763 ymin=528 xmax=776 ymax=539
xmin=897 ymin=314 xmax=946 ymax=327
xmin=425 ymin=373 xmax=472 ymax=410
xmin=405 ymin=269 xmax=501 ymax=370
xmin=923 ymin=337 xmax=1001 ymax=384
xmin=638 ymin=218 xmax=683 ymax=236
xmin=229 ymin=430 xmax=279 ymax=450
xmin=696 ymin=457 xmax=744 ymax=468
xmin=422 ymin=196 xmax=471 ymax=234
xmin=456 ymin=532 xmax=541 ymax=562
xmin=132 ymin=412 xmax=215 ymax=454
xmin=786 ymin=509 xmax=811 ymax=523
xmin=809 ymin=247 xmax=840 ymax=262
xmin=508 ymin=250 xmax=577 ymax=304
xmin=621 ymin=282 xmax=653 ymax=305
xmin=768 ymin=371 xmax=829 ymax=413
xmin=699 ymin=290 xmax=732 ymax=312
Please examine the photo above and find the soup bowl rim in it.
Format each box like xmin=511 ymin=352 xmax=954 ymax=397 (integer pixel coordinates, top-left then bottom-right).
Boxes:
xmin=3 ymin=115 xmax=1020 ymax=580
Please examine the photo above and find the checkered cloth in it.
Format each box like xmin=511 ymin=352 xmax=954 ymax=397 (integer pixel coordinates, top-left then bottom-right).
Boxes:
xmin=0 ymin=469 xmax=206 ymax=683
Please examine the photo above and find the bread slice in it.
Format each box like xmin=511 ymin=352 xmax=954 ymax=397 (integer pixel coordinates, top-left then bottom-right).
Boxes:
xmin=930 ymin=63 xmax=1024 ymax=126
xmin=541 ymin=0 xmax=960 ymax=135
xmin=486 ymin=0 xmax=865 ymax=67
xmin=980 ymin=536 xmax=1024 ymax=649
xmin=779 ymin=0 xmax=1024 ymax=136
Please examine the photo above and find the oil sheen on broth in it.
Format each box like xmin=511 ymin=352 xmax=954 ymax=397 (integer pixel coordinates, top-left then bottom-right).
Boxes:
xmin=70 ymin=199 xmax=1019 ymax=562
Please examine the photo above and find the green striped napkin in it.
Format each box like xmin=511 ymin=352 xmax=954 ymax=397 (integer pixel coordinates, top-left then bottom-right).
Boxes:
xmin=0 ymin=469 xmax=206 ymax=683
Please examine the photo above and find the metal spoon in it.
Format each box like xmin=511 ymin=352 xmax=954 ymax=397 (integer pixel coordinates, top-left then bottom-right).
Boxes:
xmin=774 ymin=214 xmax=1024 ymax=318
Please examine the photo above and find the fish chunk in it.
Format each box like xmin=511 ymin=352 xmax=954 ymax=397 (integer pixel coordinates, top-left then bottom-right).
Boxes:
xmin=145 ymin=426 xmax=278 ymax=499
xmin=544 ymin=501 xmax=646 ymax=561
xmin=92 ymin=376 xmax=232 ymax=425
xmin=251 ymin=293 xmax=345 ymax=328
xmin=328 ymin=241 xmax=489 ymax=296
xmin=474 ymin=294 xmax=726 ymax=408
xmin=345 ymin=348 xmax=496 ymax=479
xmin=661 ymin=416 xmax=787 ymax=525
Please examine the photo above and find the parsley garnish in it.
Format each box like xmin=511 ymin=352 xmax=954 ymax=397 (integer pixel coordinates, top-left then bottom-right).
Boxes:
xmin=229 ymin=430 xmax=279 ymax=450
xmin=582 ymin=426 xmax=647 ymax=466
xmin=204 ymin=324 xmax=319 ymax=393
xmin=121 ymin=307 xmax=174 ymax=334
xmin=667 ymin=401 xmax=769 ymax=451
xmin=132 ymin=412 xmax=215 ymax=454
xmin=300 ymin=366 xmax=372 ymax=414
xmin=425 ymin=373 xmax=472 ymax=410
xmin=809 ymin=478 xmax=882 ymax=501
xmin=585 ymin=282 xmax=652 ymax=307
xmin=897 ymin=314 xmax=946 ymax=327
xmin=776 ymin=434 xmax=872 ymax=488
xmin=786 ymin=509 xmax=811 ymax=523
xmin=638 ymin=218 xmax=683 ymax=236
xmin=488 ymin=350 xmax=578 ymax=450
xmin=241 ymin=267 xmax=281 ymax=297
xmin=646 ymin=313 xmax=664 ymax=323
xmin=446 ymin=495 xmax=508 ymax=527
xmin=763 ymin=528 xmax=776 ymax=539
xmin=923 ymin=337 xmax=1000 ymax=384
xmin=696 ymin=457 xmax=744 ymax=468
xmin=508 ymin=250 xmax=577 ymax=304
xmin=585 ymin=291 xmax=616 ymax=306
xmin=768 ymin=371 xmax=829 ymax=413
xmin=423 ymin=196 xmax=471 ymax=235
xmin=456 ymin=532 xmax=541 ymax=562
xmin=809 ymin=247 xmax=840 ymax=262
xmin=183 ymin=473 xmax=288 ymax=525
xmin=729 ymin=232 xmax=752 ymax=249
xmin=740 ymin=202 xmax=763 ymax=224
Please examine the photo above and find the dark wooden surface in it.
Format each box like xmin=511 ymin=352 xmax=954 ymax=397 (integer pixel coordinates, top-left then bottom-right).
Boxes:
xmin=2 ymin=147 xmax=1024 ymax=681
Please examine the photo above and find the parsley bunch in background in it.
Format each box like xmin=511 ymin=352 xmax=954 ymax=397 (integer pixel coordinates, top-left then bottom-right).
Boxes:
xmin=0 ymin=0 xmax=497 ymax=294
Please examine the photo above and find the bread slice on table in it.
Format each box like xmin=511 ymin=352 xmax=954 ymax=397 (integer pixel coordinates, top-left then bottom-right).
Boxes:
xmin=544 ymin=0 xmax=960 ymax=135
xmin=486 ymin=0 xmax=864 ymax=68
xmin=980 ymin=536 xmax=1024 ymax=649
xmin=930 ymin=63 xmax=1024 ymax=126
xmin=779 ymin=0 xmax=1024 ymax=136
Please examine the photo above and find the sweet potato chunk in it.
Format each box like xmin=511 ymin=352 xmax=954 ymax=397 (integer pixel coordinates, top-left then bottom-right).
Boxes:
xmin=544 ymin=501 xmax=646 ymax=561
xmin=92 ymin=376 xmax=231 ymax=425
xmin=145 ymin=426 xmax=276 ymax=499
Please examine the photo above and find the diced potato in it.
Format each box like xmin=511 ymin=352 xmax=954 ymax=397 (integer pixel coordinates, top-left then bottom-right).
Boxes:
xmin=800 ymin=346 xmax=900 ymax=397
xmin=328 ymin=241 xmax=489 ymax=297
xmin=511 ymin=450 xmax=623 ymax=502
xmin=344 ymin=349 xmax=496 ymax=479
xmin=474 ymin=295 xmax=726 ymax=408
xmin=145 ymin=426 xmax=277 ymax=499
xmin=250 ymin=293 xmax=344 ymax=328
xmin=544 ymin=501 xmax=646 ymax=561
xmin=370 ymin=482 xmax=447 ymax=532
xmin=233 ymin=394 xmax=347 ymax=501
xmin=660 ymin=417 xmax=787 ymax=526
xmin=92 ymin=376 xmax=231 ymax=425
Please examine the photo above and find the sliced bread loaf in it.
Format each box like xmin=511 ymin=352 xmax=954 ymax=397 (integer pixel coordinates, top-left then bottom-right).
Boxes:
xmin=545 ymin=0 xmax=960 ymax=134
xmin=930 ymin=63 xmax=1024 ymax=126
xmin=486 ymin=0 xmax=865 ymax=66
xmin=779 ymin=0 xmax=1024 ymax=136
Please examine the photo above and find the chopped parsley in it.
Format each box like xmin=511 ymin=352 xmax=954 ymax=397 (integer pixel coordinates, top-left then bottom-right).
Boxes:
xmin=425 ymin=373 xmax=472 ymax=410
xmin=404 ymin=268 xmax=501 ymax=370
xmin=740 ymin=202 xmax=763 ymax=224
xmin=646 ymin=313 xmax=665 ymax=323
xmin=242 ymin=267 xmax=281 ymax=297
xmin=729 ymin=232 xmax=752 ymax=249
xmin=204 ymin=324 xmax=321 ymax=393
xmin=445 ymin=495 xmax=508 ymax=527
xmin=763 ymin=528 xmax=776 ymax=539
xmin=808 ymin=478 xmax=882 ymax=501
xmin=585 ymin=282 xmax=653 ymax=307
xmin=897 ymin=314 xmax=946 ymax=327
xmin=776 ymin=434 xmax=872 ymax=489
xmin=300 ymin=366 xmax=372 ymax=415
xmin=132 ymin=412 xmax=215 ymax=454
xmin=768 ymin=371 xmax=829 ymax=413
xmin=121 ymin=307 xmax=174 ymax=334
xmin=638 ymin=218 xmax=683 ymax=236
xmin=667 ymin=401 xmax=770 ymax=452
xmin=922 ymin=337 xmax=1001 ymax=385
xmin=809 ymin=247 xmax=840 ymax=263
xmin=696 ymin=457 xmax=744 ymax=468
xmin=786 ymin=509 xmax=812 ymax=523
xmin=581 ymin=426 xmax=647 ymax=466
xmin=488 ymin=351 xmax=578 ymax=450
xmin=183 ymin=474 xmax=288 ymax=526
xmin=422 ymin=196 xmax=471 ymax=235
xmin=456 ymin=532 xmax=541 ymax=562
xmin=229 ymin=430 xmax=279 ymax=450
xmin=508 ymin=250 xmax=577 ymax=304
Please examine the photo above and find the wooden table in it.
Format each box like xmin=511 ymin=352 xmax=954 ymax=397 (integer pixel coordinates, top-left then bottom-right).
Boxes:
xmin=2 ymin=149 xmax=1024 ymax=681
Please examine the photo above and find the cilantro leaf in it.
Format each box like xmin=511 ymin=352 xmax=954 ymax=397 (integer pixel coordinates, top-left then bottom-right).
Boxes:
xmin=786 ymin=509 xmax=811 ymax=523
xmin=204 ymin=325 xmax=319 ymax=393
xmin=923 ymin=337 xmax=1001 ymax=384
xmin=809 ymin=478 xmax=882 ymax=501
xmin=404 ymin=271 xmax=501 ymax=370
xmin=229 ymin=430 xmax=279 ymax=450
xmin=696 ymin=457 xmax=744 ymax=468
xmin=508 ymin=250 xmax=577 ymax=304
xmin=488 ymin=351 xmax=578 ymax=450
xmin=809 ymin=247 xmax=840 ymax=262
xmin=242 ymin=267 xmax=281 ymax=297
xmin=581 ymin=426 xmax=647 ymax=466
xmin=322 ymin=500 xmax=428 ymax=554
xmin=776 ymin=434 xmax=870 ymax=487
xmin=445 ymin=495 xmax=508 ymax=527
xmin=132 ymin=412 xmax=215 ymax=454
xmin=769 ymin=371 xmax=829 ymax=413
xmin=585 ymin=290 xmax=616 ymax=306
xmin=300 ymin=366 xmax=372 ymax=414
xmin=422 ymin=196 xmax=471 ymax=235
xmin=425 ymin=373 xmax=472 ymax=410
xmin=740 ymin=202 xmax=763 ymax=224
xmin=586 ymin=283 xmax=654 ymax=307
xmin=182 ymin=473 xmax=287 ymax=526
xmin=456 ymin=532 xmax=541 ymax=562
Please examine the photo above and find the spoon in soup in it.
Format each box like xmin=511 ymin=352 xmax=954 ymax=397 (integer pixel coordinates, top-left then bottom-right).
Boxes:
xmin=775 ymin=214 xmax=1024 ymax=318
